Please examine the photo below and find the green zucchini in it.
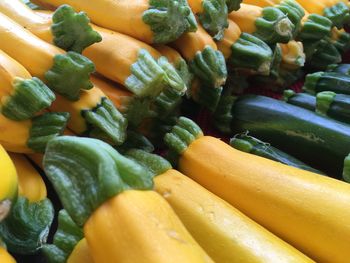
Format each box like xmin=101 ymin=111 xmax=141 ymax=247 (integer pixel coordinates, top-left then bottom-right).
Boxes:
xmin=0 ymin=196 xmax=54 ymax=255
xmin=316 ymin=91 xmax=350 ymax=124
xmin=283 ymin=90 xmax=316 ymax=111
xmin=231 ymin=95 xmax=350 ymax=176
xmin=226 ymin=0 xmax=241 ymax=12
xmin=230 ymin=133 xmax=324 ymax=175
xmin=327 ymin=63 xmax=350 ymax=75
xmin=303 ymin=71 xmax=350 ymax=95
xmin=343 ymin=154 xmax=350 ymax=183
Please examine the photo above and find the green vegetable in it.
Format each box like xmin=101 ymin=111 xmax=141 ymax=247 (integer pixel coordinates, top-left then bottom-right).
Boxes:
xmin=231 ymin=95 xmax=350 ymax=176
xmin=45 ymin=52 xmax=95 ymax=101
xmin=229 ymin=33 xmax=273 ymax=75
xmin=42 ymin=210 xmax=84 ymax=263
xmin=230 ymin=133 xmax=324 ymax=175
xmin=2 ymin=77 xmax=55 ymax=121
xmin=323 ymin=2 xmax=350 ymax=29
xmin=0 ymin=197 xmax=54 ymax=255
xmin=43 ymin=136 xmax=154 ymax=226
xmin=226 ymin=0 xmax=241 ymax=12
xmin=304 ymin=71 xmax=350 ymax=95
xmin=51 ymin=5 xmax=102 ymax=53
xmin=189 ymin=46 xmax=227 ymax=89
xmin=28 ymin=112 xmax=70 ymax=153
xmin=198 ymin=0 xmax=229 ymax=41
xmin=316 ymin=91 xmax=350 ymax=124
xmin=83 ymin=98 xmax=127 ymax=145
xmin=327 ymin=63 xmax=350 ymax=75
xmin=283 ymin=90 xmax=316 ymax=111
xmin=298 ymin=14 xmax=332 ymax=41
xmin=143 ymin=0 xmax=197 ymax=43
xmin=343 ymin=154 xmax=350 ymax=183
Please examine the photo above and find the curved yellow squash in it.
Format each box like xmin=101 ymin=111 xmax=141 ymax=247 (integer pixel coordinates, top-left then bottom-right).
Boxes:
xmin=216 ymin=20 xmax=242 ymax=59
xmin=0 ymin=145 xmax=17 ymax=221
xmin=0 ymin=247 xmax=16 ymax=263
xmin=84 ymin=190 xmax=213 ymax=263
xmin=172 ymin=24 xmax=217 ymax=61
xmin=179 ymin=136 xmax=350 ymax=263
xmin=68 ymin=239 xmax=94 ymax=263
xmin=9 ymin=153 xmax=46 ymax=202
xmin=155 ymin=169 xmax=313 ymax=263
xmin=228 ymin=4 xmax=261 ymax=34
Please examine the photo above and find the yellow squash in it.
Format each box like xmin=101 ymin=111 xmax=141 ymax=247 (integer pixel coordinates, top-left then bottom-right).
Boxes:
xmin=279 ymin=40 xmax=305 ymax=69
xmin=154 ymin=169 xmax=313 ymax=263
xmin=0 ymin=145 xmax=18 ymax=222
xmin=0 ymin=247 xmax=16 ymax=263
xmin=84 ymin=190 xmax=213 ymax=263
xmin=68 ymin=239 xmax=94 ymax=263
xmin=165 ymin=117 xmax=350 ymax=263
xmin=8 ymin=153 xmax=46 ymax=202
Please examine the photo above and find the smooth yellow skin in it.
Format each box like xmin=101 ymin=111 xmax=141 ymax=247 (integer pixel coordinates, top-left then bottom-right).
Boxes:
xmin=0 ymin=0 xmax=52 ymax=42
xmin=153 ymin=45 xmax=183 ymax=65
xmin=83 ymin=24 xmax=160 ymax=86
xmin=84 ymin=190 xmax=213 ymax=263
xmin=242 ymin=0 xmax=281 ymax=7
xmin=9 ymin=153 xmax=46 ymax=202
xmin=279 ymin=41 xmax=305 ymax=69
xmin=179 ymin=136 xmax=350 ymax=263
xmin=0 ymin=114 xmax=32 ymax=153
xmin=216 ymin=20 xmax=242 ymax=59
xmin=187 ymin=0 xmax=204 ymax=14
xmin=228 ymin=4 xmax=261 ymax=34
xmin=155 ymin=169 xmax=313 ymax=263
xmin=67 ymin=239 xmax=94 ymax=263
xmin=49 ymin=87 xmax=105 ymax=134
xmin=0 ymin=12 xmax=63 ymax=80
xmin=294 ymin=0 xmax=331 ymax=14
xmin=0 ymin=145 xmax=18 ymax=219
xmin=172 ymin=24 xmax=217 ymax=61
xmin=31 ymin=0 xmax=155 ymax=44
xmin=0 ymin=247 xmax=16 ymax=263
xmin=0 ymin=49 xmax=32 ymax=103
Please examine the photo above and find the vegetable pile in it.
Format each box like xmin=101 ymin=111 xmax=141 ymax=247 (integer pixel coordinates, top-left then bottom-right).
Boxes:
xmin=1 ymin=0 xmax=350 ymax=262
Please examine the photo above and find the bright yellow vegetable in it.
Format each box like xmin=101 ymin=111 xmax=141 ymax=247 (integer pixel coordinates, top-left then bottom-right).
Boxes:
xmin=44 ymin=136 xmax=213 ymax=263
xmin=165 ymin=117 xmax=350 ymax=263
xmin=0 ymin=49 xmax=55 ymax=121
xmin=31 ymin=0 xmax=196 ymax=44
xmin=0 ymin=12 xmax=94 ymax=101
xmin=0 ymin=145 xmax=18 ymax=222
xmin=154 ymin=169 xmax=313 ymax=263
xmin=8 ymin=153 xmax=46 ymax=202
xmin=85 ymin=190 xmax=213 ymax=263
xmin=68 ymin=239 xmax=94 ymax=263
xmin=0 ymin=247 xmax=16 ymax=263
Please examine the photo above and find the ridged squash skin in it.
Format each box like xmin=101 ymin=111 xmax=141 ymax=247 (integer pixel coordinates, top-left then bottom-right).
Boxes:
xmin=8 ymin=153 xmax=46 ymax=202
xmin=0 ymin=145 xmax=18 ymax=221
xmin=67 ymin=239 xmax=94 ymax=263
xmin=179 ymin=136 xmax=350 ymax=263
xmin=84 ymin=190 xmax=213 ymax=263
xmin=172 ymin=25 xmax=217 ymax=61
xmin=0 ymin=12 xmax=63 ymax=80
xmin=154 ymin=169 xmax=313 ymax=263
xmin=0 ymin=247 xmax=16 ymax=263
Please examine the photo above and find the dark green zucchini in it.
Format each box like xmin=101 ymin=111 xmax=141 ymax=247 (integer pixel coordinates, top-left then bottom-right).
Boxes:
xmin=316 ymin=91 xmax=350 ymax=124
xmin=231 ymin=95 xmax=350 ymax=176
xmin=343 ymin=154 xmax=350 ymax=183
xmin=283 ymin=90 xmax=316 ymax=111
xmin=303 ymin=71 xmax=350 ymax=95
xmin=327 ymin=63 xmax=350 ymax=75
xmin=230 ymin=133 xmax=324 ymax=175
